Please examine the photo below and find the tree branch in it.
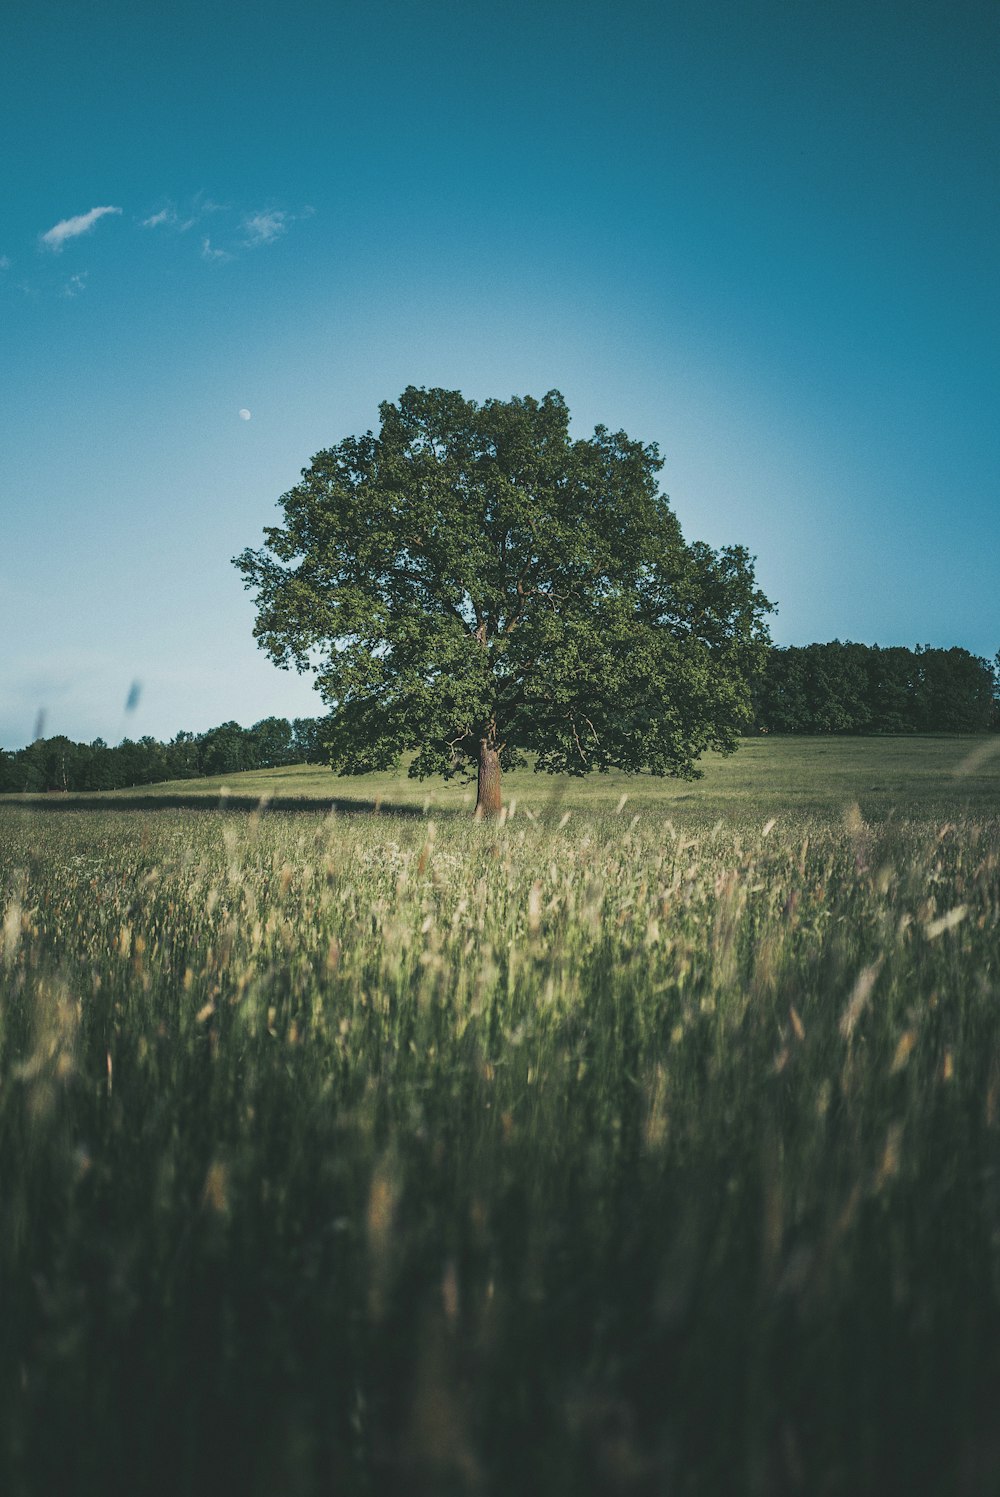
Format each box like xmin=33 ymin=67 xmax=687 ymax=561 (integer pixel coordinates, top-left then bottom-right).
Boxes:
xmin=567 ymin=713 xmax=588 ymax=764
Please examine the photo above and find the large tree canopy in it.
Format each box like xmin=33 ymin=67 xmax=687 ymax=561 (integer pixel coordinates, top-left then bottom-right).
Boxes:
xmin=234 ymin=387 xmax=773 ymax=814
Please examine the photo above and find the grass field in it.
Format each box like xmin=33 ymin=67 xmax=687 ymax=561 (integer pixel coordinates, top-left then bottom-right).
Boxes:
xmin=8 ymin=733 xmax=1000 ymax=819
xmin=2 ymin=737 xmax=999 ymax=1494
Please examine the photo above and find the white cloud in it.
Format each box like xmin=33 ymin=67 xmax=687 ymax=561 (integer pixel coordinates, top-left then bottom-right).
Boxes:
xmin=141 ymin=202 xmax=199 ymax=233
xmin=0 ymin=255 xmax=10 ymax=271
xmin=191 ymin=192 xmax=230 ymax=216
xmin=41 ymin=205 xmax=122 ymax=251
xmin=242 ymin=209 xmax=288 ymax=246
xmin=201 ymin=236 xmax=232 ymax=263
xmin=62 ymin=271 xmax=88 ymax=298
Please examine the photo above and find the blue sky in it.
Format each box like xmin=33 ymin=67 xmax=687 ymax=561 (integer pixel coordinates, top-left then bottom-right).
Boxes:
xmin=2 ymin=0 xmax=997 ymax=749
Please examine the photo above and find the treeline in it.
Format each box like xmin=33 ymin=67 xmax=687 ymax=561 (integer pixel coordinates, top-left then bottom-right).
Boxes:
xmin=3 ymin=643 xmax=997 ymax=792
xmin=753 ymin=643 xmax=998 ymax=735
xmin=0 ymin=716 xmax=327 ymax=794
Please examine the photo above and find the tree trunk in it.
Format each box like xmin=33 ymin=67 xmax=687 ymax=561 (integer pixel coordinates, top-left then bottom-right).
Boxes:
xmin=475 ymin=739 xmax=502 ymax=820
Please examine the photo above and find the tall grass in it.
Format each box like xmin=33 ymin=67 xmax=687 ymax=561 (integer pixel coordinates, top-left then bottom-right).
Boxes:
xmin=1 ymin=798 xmax=999 ymax=1494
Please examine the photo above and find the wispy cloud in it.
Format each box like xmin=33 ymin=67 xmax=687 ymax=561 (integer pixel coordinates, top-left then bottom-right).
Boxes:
xmin=141 ymin=201 xmax=198 ymax=232
xmin=201 ymin=236 xmax=232 ymax=263
xmin=41 ymin=205 xmax=122 ymax=252
xmin=242 ymin=209 xmax=289 ymax=246
xmin=0 ymin=255 xmax=10 ymax=271
xmin=28 ymin=197 xmax=309 ymax=282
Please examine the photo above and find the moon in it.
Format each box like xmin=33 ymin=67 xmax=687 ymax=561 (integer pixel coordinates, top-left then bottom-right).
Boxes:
xmin=239 ymin=408 xmax=252 ymax=421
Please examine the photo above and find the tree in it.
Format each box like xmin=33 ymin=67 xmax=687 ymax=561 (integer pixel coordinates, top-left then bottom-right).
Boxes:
xmin=248 ymin=716 xmax=295 ymax=769
xmin=914 ymin=646 xmax=995 ymax=732
xmin=292 ymin=716 xmax=328 ymax=763
xmin=806 ymin=642 xmax=871 ymax=732
xmin=867 ymin=646 xmax=916 ymax=734
xmin=235 ymin=387 xmax=773 ymax=816
xmin=0 ymin=750 xmax=19 ymax=793
xmin=198 ymin=721 xmax=251 ymax=777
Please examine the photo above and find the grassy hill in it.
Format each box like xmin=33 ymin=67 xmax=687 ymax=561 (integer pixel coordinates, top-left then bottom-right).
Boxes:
xmin=2 ymin=732 xmax=1000 ymax=1492
xmin=5 ymin=734 xmax=999 ymax=820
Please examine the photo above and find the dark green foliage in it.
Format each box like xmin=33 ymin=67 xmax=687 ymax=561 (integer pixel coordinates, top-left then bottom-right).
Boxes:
xmin=248 ymin=716 xmax=297 ymax=769
xmin=914 ymin=646 xmax=996 ymax=731
xmin=0 ymin=717 xmax=329 ymax=793
xmin=167 ymin=729 xmax=201 ymax=780
xmin=198 ymin=720 xmax=254 ymax=776
xmin=754 ymin=642 xmax=997 ymax=734
xmin=235 ymin=387 xmax=773 ymax=783
xmin=292 ymin=715 xmax=328 ymax=763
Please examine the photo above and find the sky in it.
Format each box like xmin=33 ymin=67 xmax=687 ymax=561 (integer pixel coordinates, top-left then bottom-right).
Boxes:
xmin=2 ymin=0 xmax=997 ymax=750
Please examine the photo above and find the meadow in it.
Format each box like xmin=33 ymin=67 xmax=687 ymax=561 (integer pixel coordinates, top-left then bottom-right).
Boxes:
xmin=1 ymin=736 xmax=999 ymax=1494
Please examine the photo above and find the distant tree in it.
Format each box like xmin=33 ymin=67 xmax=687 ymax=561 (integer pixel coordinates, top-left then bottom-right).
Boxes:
xmin=248 ymin=716 xmax=295 ymax=769
xmin=113 ymin=738 xmax=155 ymax=787
xmin=754 ymin=642 xmax=995 ymax=735
xmin=0 ymin=717 xmax=332 ymax=796
xmin=753 ymin=647 xmax=809 ymax=732
xmin=0 ymin=750 xmax=18 ymax=793
xmin=754 ymin=643 xmax=871 ymax=733
xmin=292 ymin=716 xmax=328 ymax=764
xmin=166 ymin=731 xmax=201 ymax=780
xmin=914 ymin=647 xmax=994 ymax=732
xmin=810 ymin=642 xmax=871 ymax=732
xmin=198 ymin=721 xmax=251 ymax=777
xmin=38 ymin=735 xmax=79 ymax=791
xmin=139 ymin=736 xmax=169 ymax=783
xmin=866 ymin=647 xmax=916 ymax=734
xmin=13 ymin=739 xmax=44 ymax=792
xmin=80 ymin=739 xmax=115 ymax=791
xmin=235 ymin=387 xmax=772 ymax=815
